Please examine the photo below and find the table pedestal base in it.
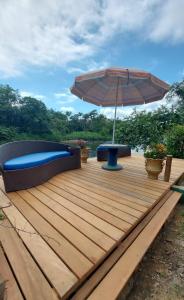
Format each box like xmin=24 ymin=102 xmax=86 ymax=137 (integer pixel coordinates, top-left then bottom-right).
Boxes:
xmin=102 ymin=163 xmax=122 ymax=171
xmin=102 ymin=147 xmax=122 ymax=171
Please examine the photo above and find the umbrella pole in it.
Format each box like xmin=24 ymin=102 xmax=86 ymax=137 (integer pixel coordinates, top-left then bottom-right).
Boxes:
xmin=112 ymin=105 xmax=117 ymax=144
xmin=112 ymin=77 xmax=120 ymax=144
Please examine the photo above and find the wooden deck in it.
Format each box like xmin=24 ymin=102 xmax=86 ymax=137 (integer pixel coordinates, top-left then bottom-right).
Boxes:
xmin=0 ymin=155 xmax=183 ymax=300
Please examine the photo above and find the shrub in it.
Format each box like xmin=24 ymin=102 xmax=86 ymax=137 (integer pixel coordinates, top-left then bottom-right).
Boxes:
xmin=165 ymin=125 xmax=184 ymax=158
xmin=63 ymin=131 xmax=111 ymax=141
xmin=0 ymin=126 xmax=17 ymax=144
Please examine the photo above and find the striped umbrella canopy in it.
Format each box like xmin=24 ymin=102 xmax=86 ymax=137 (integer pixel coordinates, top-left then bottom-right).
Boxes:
xmin=71 ymin=67 xmax=170 ymax=143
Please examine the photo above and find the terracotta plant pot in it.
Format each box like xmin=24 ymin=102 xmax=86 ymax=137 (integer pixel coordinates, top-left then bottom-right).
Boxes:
xmin=81 ymin=147 xmax=90 ymax=163
xmin=145 ymin=158 xmax=164 ymax=180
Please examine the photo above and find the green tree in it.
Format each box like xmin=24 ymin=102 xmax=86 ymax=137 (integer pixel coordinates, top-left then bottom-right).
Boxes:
xmin=165 ymin=125 xmax=184 ymax=158
xmin=167 ymin=80 xmax=184 ymax=109
xmin=0 ymin=84 xmax=21 ymax=127
xmin=0 ymin=126 xmax=18 ymax=144
xmin=116 ymin=109 xmax=165 ymax=150
xmin=19 ymin=97 xmax=50 ymax=134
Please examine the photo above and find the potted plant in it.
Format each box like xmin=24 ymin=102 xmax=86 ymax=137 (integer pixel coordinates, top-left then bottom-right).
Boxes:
xmin=144 ymin=144 xmax=167 ymax=180
xmin=76 ymin=139 xmax=90 ymax=163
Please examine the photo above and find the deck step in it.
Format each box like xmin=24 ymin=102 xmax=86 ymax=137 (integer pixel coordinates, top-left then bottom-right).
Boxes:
xmin=86 ymin=191 xmax=181 ymax=300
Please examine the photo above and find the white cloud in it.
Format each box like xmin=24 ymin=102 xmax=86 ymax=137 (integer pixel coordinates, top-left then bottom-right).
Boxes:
xmin=54 ymin=88 xmax=77 ymax=104
xmin=100 ymin=96 xmax=169 ymax=119
xmin=20 ymin=90 xmax=46 ymax=100
xmin=60 ymin=106 xmax=75 ymax=113
xmin=67 ymin=60 xmax=109 ymax=74
xmin=149 ymin=0 xmax=184 ymax=43
xmin=0 ymin=0 xmax=184 ymax=77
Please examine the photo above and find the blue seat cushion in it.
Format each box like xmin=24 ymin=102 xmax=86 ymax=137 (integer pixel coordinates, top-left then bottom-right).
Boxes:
xmin=4 ymin=151 xmax=71 ymax=170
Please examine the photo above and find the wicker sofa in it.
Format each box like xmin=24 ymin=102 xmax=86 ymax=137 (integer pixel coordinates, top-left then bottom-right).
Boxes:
xmin=0 ymin=140 xmax=81 ymax=192
xmin=97 ymin=144 xmax=131 ymax=161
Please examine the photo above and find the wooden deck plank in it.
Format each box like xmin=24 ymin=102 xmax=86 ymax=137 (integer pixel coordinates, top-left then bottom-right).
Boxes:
xmin=46 ymin=180 xmax=138 ymax=224
xmin=7 ymin=192 xmax=93 ymax=278
xmin=114 ymin=157 xmax=183 ymax=182
xmin=17 ymin=190 xmax=105 ymax=264
xmin=87 ymin=192 xmax=181 ymax=300
xmin=55 ymin=174 xmax=149 ymax=211
xmin=37 ymin=183 xmax=128 ymax=234
xmin=28 ymin=187 xmax=115 ymax=251
xmin=83 ymin=163 xmax=170 ymax=191
xmin=72 ymin=158 xmax=171 ymax=187
xmin=59 ymin=172 xmax=155 ymax=205
xmin=0 ymin=156 xmax=183 ymax=300
xmin=2 ymin=204 xmax=78 ymax=299
xmin=76 ymin=165 xmax=164 ymax=196
xmin=50 ymin=177 xmax=143 ymax=218
xmin=0 ymin=189 xmax=11 ymax=208
xmin=72 ymin=190 xmax=173 ymax=300
xmin=0 ymin=246 xmax=23 ymax=300
xmin=0 ymin=218 xmax=58 ymax=300
xmin=66 ymin=171 xmax=159 ymax=201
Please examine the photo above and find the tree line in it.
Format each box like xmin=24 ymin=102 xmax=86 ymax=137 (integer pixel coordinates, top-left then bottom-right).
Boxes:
xmin=0 ymin=82 xmax=183 ymax=158
xmin=0 ymin=84 xmax=112 ymax=143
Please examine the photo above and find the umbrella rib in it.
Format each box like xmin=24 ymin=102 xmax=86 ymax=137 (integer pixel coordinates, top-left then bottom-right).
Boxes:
xmin=150 ymin=81 xmax=167 ymax=97
xmin=133 ymin=84 xmax=147 ymax=104
xmin=80 ymin=78 xmax=114 ymax=106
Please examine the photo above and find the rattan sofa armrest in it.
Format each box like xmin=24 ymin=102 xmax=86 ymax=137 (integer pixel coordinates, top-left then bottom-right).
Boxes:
xmin=68 ymin=146 xmax=80 ymax=156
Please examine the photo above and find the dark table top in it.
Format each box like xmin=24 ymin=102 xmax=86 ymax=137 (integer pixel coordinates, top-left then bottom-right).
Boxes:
xmin=100 ymin=144 xmax=123 ymax=149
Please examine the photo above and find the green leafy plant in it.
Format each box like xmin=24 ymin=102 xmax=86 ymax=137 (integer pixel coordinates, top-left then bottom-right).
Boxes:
xmin=144 ymin=144 xmax=167 ymax=159
xmin=165 ymin=125 xmax=184 ymax=159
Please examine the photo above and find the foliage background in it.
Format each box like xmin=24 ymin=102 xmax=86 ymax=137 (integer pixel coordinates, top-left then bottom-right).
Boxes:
xmin=0 ymin=82 xmax=183 ymax=158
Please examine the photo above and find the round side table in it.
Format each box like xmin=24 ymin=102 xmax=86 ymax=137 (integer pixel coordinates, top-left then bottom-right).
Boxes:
xmin=101 ymin=144 xmax=123 ymax=171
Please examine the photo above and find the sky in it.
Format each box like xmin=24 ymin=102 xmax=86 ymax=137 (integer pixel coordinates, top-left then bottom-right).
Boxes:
xmin=0 ymin=0 xmax=184 ymax=118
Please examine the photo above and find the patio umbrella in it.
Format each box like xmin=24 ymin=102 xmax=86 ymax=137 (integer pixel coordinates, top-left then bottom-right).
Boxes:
xmin=70 ymin=67 xmax=170 ymax=143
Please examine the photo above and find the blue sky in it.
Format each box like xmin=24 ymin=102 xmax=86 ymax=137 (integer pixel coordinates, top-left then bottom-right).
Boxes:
xmin=0 ymin=0 xmax=184 ymax=118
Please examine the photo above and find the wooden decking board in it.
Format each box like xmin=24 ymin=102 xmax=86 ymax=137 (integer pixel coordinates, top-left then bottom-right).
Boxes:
xmin=71 ymin=190 xmax=173 ymax=300
xmin=0 ymin=246 xmax=23 ymax=300
xmin=83 ymin=163 xmax=169 ymax=192
xmin=17 ymin=190 xmax=105 ymax=264
xmin=43 ymin=182 xmax=138 ymax=225
xmin=50 ymin=177 xmax=143 ymax=219
xmin=0 ymin=218 xmax=58 ymax=300
xmin=111 ymin=157 xmax=181 ymax=183
xmin=61 ymin=166 xmax=160 ymax=198
xmin=28 ymin=187 xmax=115 ymax=251
xmin=57 ymin=174 xmax=149 ymax=211
xmin=39 ymin=182 xmax=129 ymax=232
xmin=87 ymin=191 xmax=181 ymax=300
xmin=77 ymin=157 xmax=171 ymax=184
xmin=57 ymin=173 xmax=152 ymax=209
xmin=77 ymin=165 xmax=164 ymax=196
xmin=0 ymin=189 xmax=11 ymax=208
xmin=82 ymin=170 xmax=166 ymax=193
xmin=0 ymin=156 xmax=183 ymax=300
xmin=60 ymin=171 xmax=157 ymax=203
xmin=2 ymin=204 xmax=78 ymax=298
xmin=7 ymin=192 xmax=93 ymax=278
xmin=74 ymin=172 xmax=160 ymax=200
